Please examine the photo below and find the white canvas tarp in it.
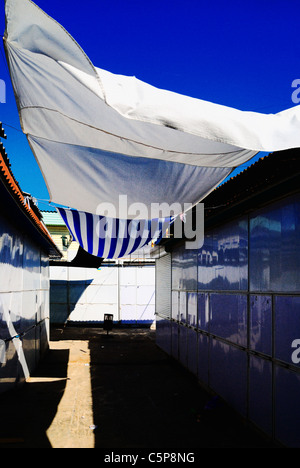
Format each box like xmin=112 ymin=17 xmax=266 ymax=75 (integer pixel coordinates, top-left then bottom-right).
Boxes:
xmin=4 ymin=0 xmax=300 ymax=219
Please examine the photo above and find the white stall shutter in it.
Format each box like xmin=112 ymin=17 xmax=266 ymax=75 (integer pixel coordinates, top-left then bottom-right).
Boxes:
xmin=156 ymin=254 xmax=171 ymax=319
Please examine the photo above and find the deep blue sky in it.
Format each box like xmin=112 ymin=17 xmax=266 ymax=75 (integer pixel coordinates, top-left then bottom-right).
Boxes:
xmin=0 ymin=0 xmax=299 ymax=209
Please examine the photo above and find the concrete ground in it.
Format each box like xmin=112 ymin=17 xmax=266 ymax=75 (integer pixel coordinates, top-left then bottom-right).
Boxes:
xmin=0 ymin=327 xmax=278 ymax=449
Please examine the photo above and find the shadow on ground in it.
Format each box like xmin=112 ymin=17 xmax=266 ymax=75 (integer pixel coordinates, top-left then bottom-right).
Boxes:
xmin=0 ymin=348 xmax=69 ymax=448
xmin=0 ymin=326 xmax=278 ymax=448
xmin=51 ymin=327 xmax=276 ymax=448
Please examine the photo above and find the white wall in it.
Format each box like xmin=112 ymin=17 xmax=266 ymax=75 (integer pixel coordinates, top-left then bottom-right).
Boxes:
xmin=50 ymin=264 xmax=155 ymax=325
xmin=0 ymin=215 xmax=50 ymax=394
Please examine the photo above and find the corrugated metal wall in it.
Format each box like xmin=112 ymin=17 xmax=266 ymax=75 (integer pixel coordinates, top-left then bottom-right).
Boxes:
xmin=0 ymin=214 xmax=50 ymax=394
xmin=50 ymin=264 xmax=155 ymax=325
xmin=156 ymin=193 xmax=300 ymax=447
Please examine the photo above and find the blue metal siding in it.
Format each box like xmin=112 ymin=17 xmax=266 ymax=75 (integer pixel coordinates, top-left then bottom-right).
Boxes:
xmin=172 ymin=244 xmax=197 ymax=291
xmin=249 ymin=356 xmax=273 ymax=436
xmin=197 ymin=333 xmax=209 ymax=385
xmin=250 ymin=295 xmax=272 ymax=356
xmin=156 ymin=193 xmax=300 ymax=447
xmin=187 ymin=292 xmax=197 ymax=327
xmin=197 ymin=292 xmax=209 ymax=332
xmin=209 ymin=338 xmax=247 ymax=416
xmin=210 ymin=293 xmax=248 ymax=347
xmin=187 ymin=328 xmax=198 ymax=375
xmin=275 ymin=366 xmax=300 ymax=447
xmin=198 ymin=218 xmax=248 ymax=291
xmin=249 ymin=195 xmax=300 ymax=292
xmin=275 ymin=296 xmax=300 ymax=364
xmin=156 ymin=315 xmax=172 ymax=356
xmin=0 ymin=215 xmax=50 ymax=394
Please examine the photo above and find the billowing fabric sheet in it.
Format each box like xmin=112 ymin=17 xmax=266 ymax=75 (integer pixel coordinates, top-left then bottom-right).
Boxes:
xmin=4 ymin=0 xmax=300 ymax=219
xmin=4 ymin=0 xmax=300 ymax=259
xmin=57 ymin=207 xmax=171 ymax=259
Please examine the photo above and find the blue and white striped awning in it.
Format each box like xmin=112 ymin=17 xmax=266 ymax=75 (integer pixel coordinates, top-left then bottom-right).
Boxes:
xmin=57 ymin=207 xmax=172 ymax=259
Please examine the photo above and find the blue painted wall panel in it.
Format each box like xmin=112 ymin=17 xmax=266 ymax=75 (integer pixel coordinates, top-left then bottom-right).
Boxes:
xmin=160 ymin=193 xmax=300 ymax=447
xmin=210 ymin=338 xmax=247 ymax=416
xmin=171 ymin=290 xmax=179 ymax=322
xmin=171 ymin=321 xmax=179 ymax=360
xmin=249 ymin=356 xmax=273 ymax=436
xmin=198 ymin=219 xmax=248 ymax=291
xmin=0 ymin=213 xmax=50 ymax=394
xmin=172 ymin=244 xmax=197 ymax=291
xmin=156 ymin=316 xmax=172 ymax=355
xmin=275 ymin=296 xmax=300 ymax=366
xmin=187 ymin=292 xmax=197 ymax=327
xmin=179 ymin=291 xmax=187 ymax=324
xmin=187 ymin=328 xmax=197 ymax=374
xmin=250 ymin=295 xmax=272 ymax=356
xmin=197 ymin=333 xmax=209 ymax=385
xmin=275 ymin=365 xmax=300 ymax=448
xmin=250 ymin=195 xmax=300 ymax=292
xmin=197 ymin=292 xmax=209 ymax=332
xmin=178 ymin=324 xmax=188 ymax=367
xmin=210 ymin=294 xmax=247 ymax=347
